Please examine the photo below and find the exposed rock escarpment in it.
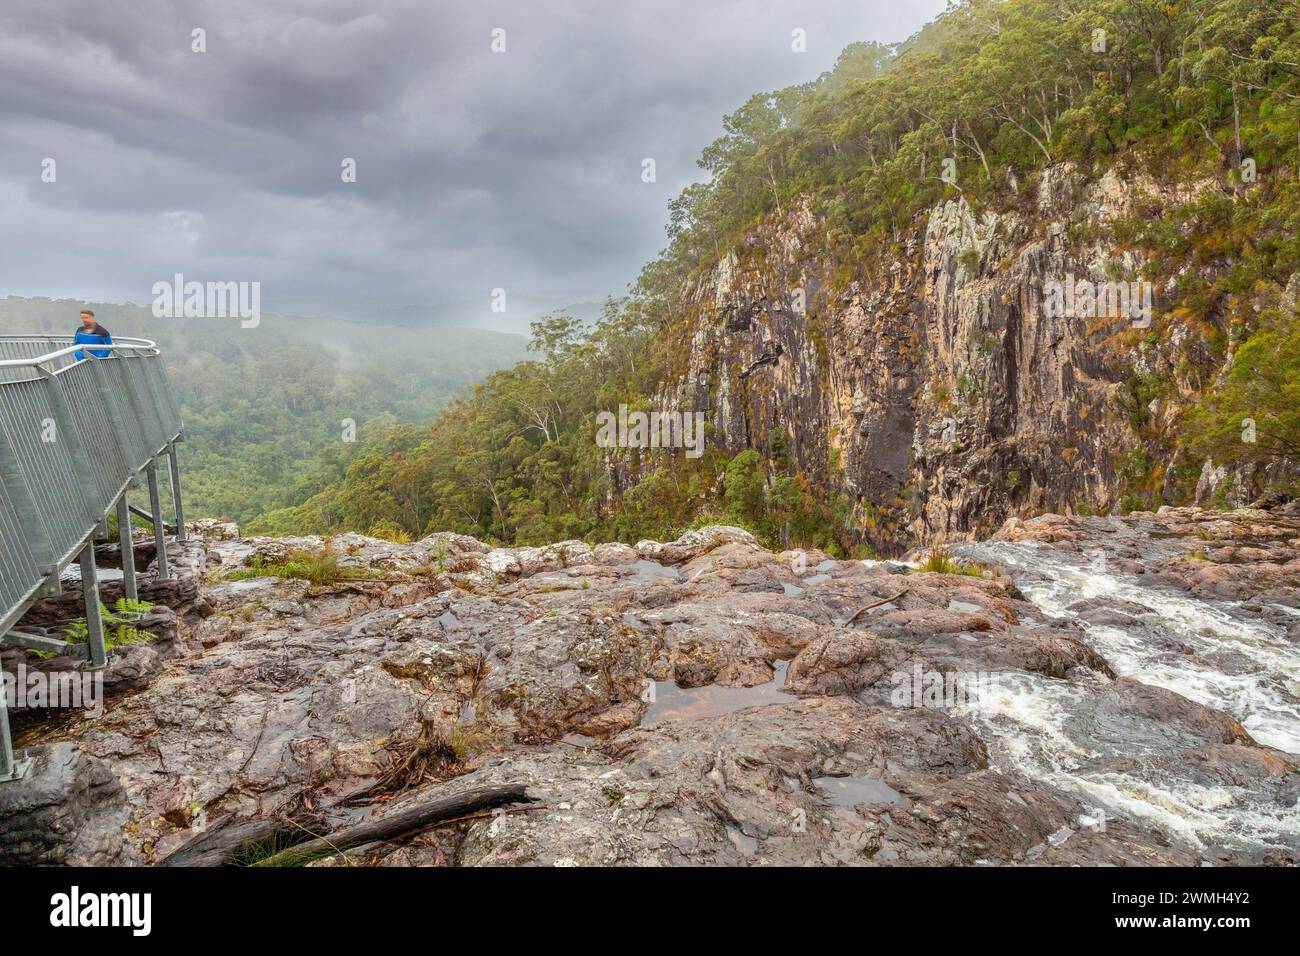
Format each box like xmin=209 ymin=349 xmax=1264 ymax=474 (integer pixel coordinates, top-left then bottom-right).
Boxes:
xmin=647 ymin=169 xmax=1297 ymax=553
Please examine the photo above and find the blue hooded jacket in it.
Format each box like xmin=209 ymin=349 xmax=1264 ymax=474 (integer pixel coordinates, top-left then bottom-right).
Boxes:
xmin=73 ymin=323 xmax=113 ymax=360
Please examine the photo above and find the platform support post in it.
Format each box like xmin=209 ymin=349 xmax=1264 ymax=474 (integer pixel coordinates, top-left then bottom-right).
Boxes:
xmin=80 ymin=542 xmax=107 ymax=670
xmin=146 ymin=461 xmax=170 ymax=581
xmin=167 ymin=440 xmax=186 ymax=542
xmin=116 ymin=493 xmax=138 ymax=603
xmin=0 ymin=661 xmax=29 ymax=782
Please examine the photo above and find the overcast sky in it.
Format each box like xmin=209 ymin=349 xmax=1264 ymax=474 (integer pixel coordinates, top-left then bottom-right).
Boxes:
xmin=0 ymin=0 xmax=945 ymax=332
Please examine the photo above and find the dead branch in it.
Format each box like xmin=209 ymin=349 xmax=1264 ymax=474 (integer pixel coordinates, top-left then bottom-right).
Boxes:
xmin=249 ymin=785 xmax=533 ymax=867
xmin=846 ymin=589 xmax=909 ymax=625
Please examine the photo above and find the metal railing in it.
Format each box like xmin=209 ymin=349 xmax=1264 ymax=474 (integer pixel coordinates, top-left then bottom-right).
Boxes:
xmin=0 ymin=335 xmax=185 ymax=781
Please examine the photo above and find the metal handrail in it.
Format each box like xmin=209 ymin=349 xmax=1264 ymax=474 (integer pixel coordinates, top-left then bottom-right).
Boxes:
xmin=0 ymin=334 xmax=158 ymax=351
xmin=0 ymin=336 xmax=160 ymax=366
xmin=0 ymin=333 xmax=187 ymax=781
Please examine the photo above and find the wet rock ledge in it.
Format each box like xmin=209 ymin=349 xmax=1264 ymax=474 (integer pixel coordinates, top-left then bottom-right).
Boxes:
xmin=3 ymin=506 xmax=1296 ymax=866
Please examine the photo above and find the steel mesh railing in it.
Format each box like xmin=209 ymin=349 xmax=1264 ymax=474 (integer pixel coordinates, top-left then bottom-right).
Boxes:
xmin=0 ymin=336 xmax=80 ymax=382
xmin=0 ymin=336 xmax=183 ymax=634
xmin=0 ymin=477 xmax=40 ymax=622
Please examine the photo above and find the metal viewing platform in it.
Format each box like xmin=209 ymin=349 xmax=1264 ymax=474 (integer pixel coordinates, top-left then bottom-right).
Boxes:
xmin=0 ymin=334 xmax=185 ymax=781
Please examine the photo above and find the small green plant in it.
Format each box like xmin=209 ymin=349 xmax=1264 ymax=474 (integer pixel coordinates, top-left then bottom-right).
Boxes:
xmin=915 ymin=547 xmax=987 ymax=577
xmin=224 ymin=547 xmax=364 ymax=586
xmin=57 ymin=598 xmax=155 ymax=655
xmin=236 ymin=831 xmax=306 ymax=867
xmin=448 ymin=723 xmax=488 ymax=763
xmin=367 ymin=522 xmax=412 ymax=544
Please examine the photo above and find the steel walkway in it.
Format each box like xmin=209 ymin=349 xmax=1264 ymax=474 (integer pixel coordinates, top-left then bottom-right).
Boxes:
xmin=0 ymin=334 xmax=185 ymax=781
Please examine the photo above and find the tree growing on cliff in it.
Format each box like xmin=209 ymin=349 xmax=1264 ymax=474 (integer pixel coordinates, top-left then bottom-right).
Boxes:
xmin=1186 ymin=308 xmax=1300 ymax=469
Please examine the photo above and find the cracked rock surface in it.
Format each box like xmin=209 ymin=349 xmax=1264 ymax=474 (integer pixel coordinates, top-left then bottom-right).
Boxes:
xmin=7 ymin=508 xmax=1298 ymax=866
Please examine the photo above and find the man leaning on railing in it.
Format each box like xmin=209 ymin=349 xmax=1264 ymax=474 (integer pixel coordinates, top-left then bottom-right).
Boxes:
xmin=73 ymin=308 xmax=113 ymax=360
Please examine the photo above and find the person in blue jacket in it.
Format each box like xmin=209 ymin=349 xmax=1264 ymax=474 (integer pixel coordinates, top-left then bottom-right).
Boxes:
xmin=73 ymin=309 xmax=112 ymax=360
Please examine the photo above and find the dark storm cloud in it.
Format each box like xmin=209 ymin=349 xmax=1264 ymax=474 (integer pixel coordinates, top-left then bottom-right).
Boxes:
xmin=0 ymin=0 xmax=945 ymax=329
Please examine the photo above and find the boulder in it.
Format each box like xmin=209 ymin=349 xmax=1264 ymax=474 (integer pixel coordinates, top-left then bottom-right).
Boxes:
xmin=0 ymin=743 xmax=134 ymax=866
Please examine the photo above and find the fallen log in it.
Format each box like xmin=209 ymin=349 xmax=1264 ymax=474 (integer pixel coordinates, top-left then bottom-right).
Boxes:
xmin=845 ymin=589 xmax=909 ymax=625
xmin=250 ymin=784 xmax=533 ymax=867
xmin=157 ymin=817 xmax=305 ymax=867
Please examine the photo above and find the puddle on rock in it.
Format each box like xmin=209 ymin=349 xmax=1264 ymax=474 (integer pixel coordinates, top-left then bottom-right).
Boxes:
xmin=782 ymin=582 xmax=804 ymax=596
xmin=643 ymin=660 xmax=794 ymax=725
xmin=803 ymin=573 xmax=831 ymax=586
xmin=628 ymin=559 xmax=681 ymax=584
xmin=727 ymin=828 xmax=758 ymax=856
xmin=947 ymin=599 xmax=983 ymax=613
xmin=813 ymin=775 xmax=903 ymax=807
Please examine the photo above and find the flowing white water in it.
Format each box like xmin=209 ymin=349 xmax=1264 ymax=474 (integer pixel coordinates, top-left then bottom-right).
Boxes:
xmin=952 ymin=540 xmax=1300 ymax=851
xmin=975 ymin=541 xmax=1300 ymax=751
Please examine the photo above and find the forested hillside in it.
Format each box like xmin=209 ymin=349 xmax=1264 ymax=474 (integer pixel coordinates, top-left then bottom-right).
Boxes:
xmin=0 ymin=297 xmax=527 ymax=525
xmin=258 ymin=0 xmax=1298 ymax=554
xmin=18 ymin=0 xmax=1293 ymax=552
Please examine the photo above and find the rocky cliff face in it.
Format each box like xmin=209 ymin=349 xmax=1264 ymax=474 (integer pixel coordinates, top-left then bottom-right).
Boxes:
xmin=4 ymin=505 xmax=1297 ymax=866
xmin=657 ymin=166 xmax=1280 ymax=553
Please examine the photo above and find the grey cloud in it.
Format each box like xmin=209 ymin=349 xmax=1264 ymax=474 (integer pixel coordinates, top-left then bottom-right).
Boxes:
xmin=0 ymin=0 xmax=945 ymax=330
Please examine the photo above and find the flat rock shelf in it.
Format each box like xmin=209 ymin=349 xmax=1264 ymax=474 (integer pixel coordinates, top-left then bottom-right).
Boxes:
xmin=2 ymin=505 xmax=1297 ymax=866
